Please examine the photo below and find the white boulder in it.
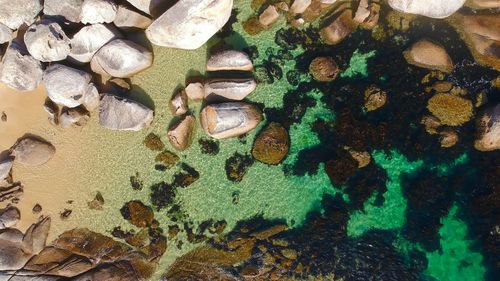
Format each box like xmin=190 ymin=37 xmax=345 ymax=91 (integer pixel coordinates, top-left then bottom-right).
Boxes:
xmin=388 ymin=0 xmax=466 ymax=19
xmin=0 ymin=0 xmax=42 ymax=30
xmin=99 ymin=94 xmax=154 ymax=131
xmin=0 ymin=40 xmax=43 ymax=92
xmin=81 ymin=0 xmax=117 ymax=24
xmin=43 ymin=0 xmax=84 ymax=22
xmin=204 ymin=78 xmax=257 ymax=102
xmin=24 ymin=20 xmax=71 ymax=62
xmin=200 ymin=102 xmax=262 ymax=139
xmin=207 ymin=50 xmax=253 ymax=71
xmin=0 ymin=23 xmax=12 ymax=44
xmin=69 ymin=23 xmax=122 ymax=63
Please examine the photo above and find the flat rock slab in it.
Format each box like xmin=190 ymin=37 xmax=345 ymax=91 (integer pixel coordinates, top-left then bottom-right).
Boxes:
xmin=99 ymin=94 xmax=154 ymax=131
xmin=404 ymin=39 xmax=453 ymax=73
xmin=207 ymin=50 xmax=254 ymax=72
xmin=0 ymin=0 xmax=42 ymax=30
xmin=204 ymin=78 xmax=257 ymax=102
xmin=0 ymin=40 xmax=43 ymax=92
xmin=69 ymin=23 xmax=122 ymax=63
xmin=200 ymin=102 xmax=262 ymax=139
xmin=24 ymin=20 xmax=71 ymax=62
xmin=12 ymin=136 xmax=55 ymax=166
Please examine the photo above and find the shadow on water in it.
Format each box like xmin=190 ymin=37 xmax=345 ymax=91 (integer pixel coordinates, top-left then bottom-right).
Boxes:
xmin=129 ymin=85 xmax=156 ymax=110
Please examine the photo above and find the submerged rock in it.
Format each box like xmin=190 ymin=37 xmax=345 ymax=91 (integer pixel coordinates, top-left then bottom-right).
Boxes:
xmin=225 ymin=152 xmax=254 ymax=182
xmin=59 ymin=106 xmax=91 ymax=128
xmin=466 ymin=0 xmax=500 ymax=9
xmin=99 ymin=94 xmax=154 ymax=131
xmin=0 ymin=40 xmax=43 ymax=92
xmin=252 ymin=122 xmax=289 ymax=165
xmin=168 ymin=115 xmax=196 ymax=151
xmin=185 ymin=82 xmax=205 ymax=101
xmin=114 ymin=5 xmax=152 ymax=30
xmin=155 ymin=150 xmax=179 ymax=168
xmin=439 ymin=129 xmax=459 ymax=148
xmin=353 ymin=0 xmax=380 ymax=29
xmin=144 ymin=132 xmax=165 ymax=151
xmin=24 ymin=20 xmax=71 ymax=62
xmin=0 ymin=206 xmax=20 ymax=229
xmin=91 ymin=39 xmax=153 ymax=78
xmin=475 ymin=104 xmax=500 ymax=151
xmin=427 ymin=93 xmax=473 ymax=126
xmin=11 ymin=136 xmax=55 ymax=166
xmin=259 ymin=5 xmax=280 ymax=27
xmin=170 ymin=90 xmax=189 ymax=116
xmin=146 ymin=0 xmax=233 ymax=49
xmin=0 ymin=0 xmax=42 ymax=30
xmin=0 ymin=23 xmax=12 ymax=44
xmin=44 ymin=0 xmax=83 ymax=22
xmin=121 ymin=201 xmax=154 ymax=228
xmin=404 ymin=39 xmax=453 ymax=73
xmin=309 ymin=56 xmax=340 ymax=82
xmin=81 ymin=0 xmax=117 ymax=24
xmin=388 ymin=0 xmax=466 ymax=19
xmin=200 ymin=102 xmax=262 ymax=139
xmin=204 ymin=78 xmax=257 ymax=102
xmin=321 ymin=9 xmax=358 ymax=45
xmin=207 ymin=50 xmax=254 ymax=72
xmin=43 ymin=64 xmax=97 ymax=108
xmin=69 ymin=23 xmax=122 ymax=63
xmin=364 ymin=85 xmax=387 ymax=112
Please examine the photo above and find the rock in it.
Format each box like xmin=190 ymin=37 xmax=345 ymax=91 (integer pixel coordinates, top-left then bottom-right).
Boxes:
xmin=421 ymin=115 xmax=442 ymax=134
xmin=252 ymin=122 xmax=289 ymax=165
xmin=364 ymin=85 xmax=387 ymax=112
xmin=144 ymin=133 xmax=165 ymax=151
xmin=290 ymin=0 xmax=311 ymax=14
xmin=170 ymin=90 xmax=188 ymax=116
xmin=452 ymin=14 xmax=500 ymax=71
xmin=345 ymin=147 xmax=371 ymax=168
xmin=354 ymin=0 xmax=380 ymax=29
xmin=146 ymin=0 xmax=233 ymax=50
xmin=0 ymin=158 xmax=13 ymax=181
xmin=69 ymin=23 xmax=122 ymax=63
xmin=404 ymin=39 xmax=453 ymax=73
xmin=321 ymin=9 xmax=358 ymax=45
xmin=185 ymin=82 xmax=205 ymax=101
xmin=121 ymin=201 xmax=153 ymax=228
xmin=0 ymin=23 xmax=12 ymax=44
xmin=127 ymin=0 xmax=167 ymax=15
xmin=466 ymin=0 xmax=500 ymax=9
xmin=32 ymin=204 xmax=42 ymax=213
xmin=388 ymin=0 xmax=466 ymax=19
xmin=427 ymin=93 xmax=473 ymax=126
xmin=200 ymin=102 xmax=262 ymax=139
xmin=475 ymin=104 xmax=500 ymax=151
xmin=199 ymin=138 xmax=220 ymax=155
xmin=43 ymin=64 xmax=97 ymax=108
xmin=225 ymin=152 xmax=254 ymax=182
xmin=259 ymin=5 xmax=280 ymax=27
xmin=24 ymin=20 xmax=71 ymax=62
xmin=99 ymin=94 xmax=154 ymax=131
xmin=0 ymin=206 xmax=20 ymax=229
xmin=44 ymin=97 xmax=60 ymax=125
xmin=114 ymin=5 xmax=152 ymax=30
xmin=0 ymin=40 xmax=43 ymax=92
xmin=11 ymin=136 xmax=55 ymax=166
xmin=81 ymin=0 xmax=117 ymax=24
xmin=207 ymin=50 xmax=254 ymax=72
xmin=91 ymin=39 xmax=153 ymax=78
xmin=309 ymin=56 xmax=340 ymax=82
xmin=281 ymin=249 xmax=298 ymax=260
xmin=0 ymin=0 xmax=42 ymax=30
xmin=82 ymin=86 xmax=100 ymax=111
xmin=439 ymin=129 xmax=459 ymax=148
xmin=44 ymin=0 xmax=83 ymax=22
xmin=59 ymin=106 xmax=91 ymax=128
xmin=204 ymin=78 xmax=257 ymax=102
xmin=155 ymin=150 xmax=179 ymax=168
xmin=168 ymin=115 xmax=196 ymax=151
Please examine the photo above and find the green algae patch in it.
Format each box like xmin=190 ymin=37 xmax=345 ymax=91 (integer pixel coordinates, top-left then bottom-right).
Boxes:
xmin=434 ymin=153 xmax=469 ymax=176
xmin=340 ymin=49 xmax=377 ymax=79
xmin=424 ymin=205 xmax=486 ymax=281
xmin=347 ymin=150 xmax=423 ymax=237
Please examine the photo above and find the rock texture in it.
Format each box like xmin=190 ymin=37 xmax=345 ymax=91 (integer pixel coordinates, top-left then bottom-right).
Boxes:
xmin=114 ymin=5 xmax=152 ymax=30
xmin=99 ymin=94 xmax=154 ymax=131
xmin=0 ymin=40 xmax=43 ymax=92
xmin=11 ymin=136 xmax=56 ymax=166
xmin=146 ymin=0 xmax=233 ymax=49
xmin=309 ymin=56 xmax=339 ymax=81
xmin=354 ymin=0 xmax=380 ymax=29
xmin=200 ymin=102 xmax=262 ymax=139
xmin=91 ymin=39 xmax=153 ymax=78
xmin=0 ymin=158 xmax=13 ymax=181
xmin=69 ymin=23 xmax=122 ymax=63
xmin=207 ymin=50 xmax=253 ymax=72
xmin=252 ymin=122 xmax=289 ymax=165
xmin=404 ymin=39 xmax=453 ymax=73
xmin=127 ymin=0 xmax=166 ymax=15
xmin=204 ymin=78 xmax=257 ymax=102
xmin=43 ymin=64 xmax=98 ymax=108
xmin=185 ymin=82 xmax=205 ymax=101
xmin=170 ymin=90 xmax=189 ymax=116
xmin=388 ymin=0 xmax=466 ymax=19
xmin=0 ymin=0 xmax=42 ymax=30
xmin=43 ymin=0 xmax=83 ymax=22
xmin=59 ymin=107 xmax=91 ymax=128
xmin=475 ymin=104 xmax=500 ymax=151
xmin=168 ymin=115 xmax=196 ymax=151
xmin=0 ymin=206 xmax=20 ymax=229
xmin=321 ymin=9 xmax=357 ymax=45
xmin=0 ymin=23 xmax=12 ymax=44
xmin=427 ymin=93 xmax=473 ymax=126
xmin=24 ymin=20 xmax=71 ymax=62
xmin=81 ymin=0 xmax=117 ymax=24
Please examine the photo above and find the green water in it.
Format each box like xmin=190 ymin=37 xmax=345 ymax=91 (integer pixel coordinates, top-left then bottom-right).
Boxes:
xmin=340 ymin=49 xmax=377 ymax=79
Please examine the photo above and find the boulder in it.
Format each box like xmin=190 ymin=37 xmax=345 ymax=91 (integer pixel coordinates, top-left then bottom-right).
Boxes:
xmin=475 ymin=104 xmax=500 ymax=151
xmin=114 ymin=5 xmax=152 ymax=30
xmin=207 ymin=50 xmax=254 ymax=72
xmin=168 ymin=115 xmax=196 ymax=151
xmin=91 ymin=39 xmax=153 ymax=78
xmin=24 ymin=20 xmax=71 ymax=62
xmin=127 ymin=0 xmax=168 ymax=15
xmin=0 ymin=206 xmax=20 ymax=229
xmin=69 ymin=23 xmax=122 ymax=63
xmin=204 ymin=78 xmax=257 ymax=102
xmin=259 ymin=5 xmax=280 ymax=27
xmin=252 ymin=122 xmax=289 ymax=165
xmin=309 ymin=56 xmax=339 ymax=82
xmin=170 ymin=90 xmax=188 ymax=116
xmin=388 ymin=0 xmax=466 ymax=19
xmin=439 ymin=129 xmax=459 ymax=148
xmin=81 ymin=0 xmax=118 ymax=24
xmin=43 ymin=64 xmax=97 ymax=108
xmin=0 ymin=158 xmax=13 ymax=181
xmin=82 ymin=85 xmax=100 ymax=111
xmin=200 ymin=102 xmax=262 ymax=139
xmin=146 ymin=0 xmax=233 ymax=50
xmin=43 ymin=0 xmax=84 ymax=22
xmin=466 ymin=0 xmax=500 ymax=8
xmin=121 ymin=201 xmax=153 ymax=228
xmin=404 ymin=39 xmax=453 ymax=73
xmin=11 ymin=136 xmax=55 ymax=166
xmin=0 ymin=40 xmax=43 ymax=92
xmin=353 ymin=0 xmax=380 ymax=29
xmin=321 ymin=9 xmax=358 ymax=45
xmin=0 ymin=23 xmax=12 ymax=44
xmin=0 ymin=0 xmax=42 ymax=30
xmin=290 ymin=0 xmax=311 ymax=14
xmin=59 ymin=106 xmax=91 ymax=128
xmin=185 ymin=82 xmax=205 ymax=101
xmin=364 ymin=85 xmax=387 ymax=112
xmin=99 ymin=94 xmax=154 ymax=131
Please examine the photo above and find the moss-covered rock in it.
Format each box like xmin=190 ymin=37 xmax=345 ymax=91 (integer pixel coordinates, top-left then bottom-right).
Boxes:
xmin=309 ymin=56 xmax=340 ymax=82
xmin=427 ymin=93 xmax=473 ymax=126
xmin=155 ymin=150 xmax=179 ymax=168
xmin=120 ymin=201 xmax=154 ymax=228
xmin=143 ymin=133 xmax=165 ymax=151
xmin=252 ymin=122 xmax=290 ymax=165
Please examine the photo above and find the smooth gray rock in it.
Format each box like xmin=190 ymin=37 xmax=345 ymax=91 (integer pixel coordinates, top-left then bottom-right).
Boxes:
xmin=43 ymin=0 xmax=84 ymax=22
xmin=114 ymin=5 xmax=152 ymax=30
xmin=43 ymin=64 xmax=97 ymax=108
xmin=11 ymin=137 xmax=55 ymax=166
xmin=99 ymin=94 xmax=154 ymax=131
xmin=0 ymin=40 xmax=43 ymax=92
xmin=91 ymin=39 xmax=153 ymax=78
xmin=59 ymin=107 xmax=90 ymax=128
xmin=0 ymin=206 xmax=20 ymax=229
xmin=0 ymin=23 xmax=12 ymax=44
xmin=168 ymin=115 xmax=195 ymax=151
xmin=185 ymin=82 xmax=204 ymax=101
xmin=81 ymin=0 xmax=118 ymax=24
xmin=200 ymin=102 xmax=262 ymax=139
xmin=0 ymin=158 xmax=13 ymax=181
xmin=24 ymin=20 xmax=71 ymax=62
xmin=69 ymin=23 xmax=121 ymax=63
xmin=388 ymin=0 xmax=466 ymax=18
xmin=207 ymin=50 xmax=253 ymax=72
xmin=0 ymin=0 xmax=42 ymax=30
xmin=146 ymin=0 xmax=233 ymax=49
xmin=204 ymin=78 xmax=257 ymax=102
